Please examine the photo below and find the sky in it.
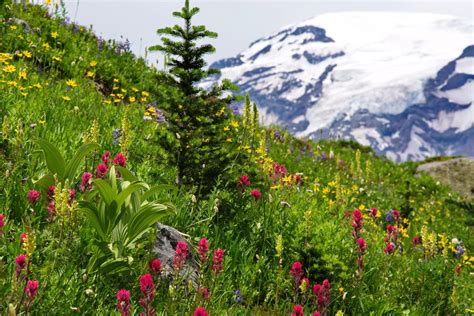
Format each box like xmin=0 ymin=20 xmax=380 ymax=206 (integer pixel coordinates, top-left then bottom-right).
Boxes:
xmin=60 ymin=0 xmax=473 ymax=68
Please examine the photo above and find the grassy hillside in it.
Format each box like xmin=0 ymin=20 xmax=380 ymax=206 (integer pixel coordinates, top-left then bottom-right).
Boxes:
xmin=1 ymin=3 xmax=473 ymax=315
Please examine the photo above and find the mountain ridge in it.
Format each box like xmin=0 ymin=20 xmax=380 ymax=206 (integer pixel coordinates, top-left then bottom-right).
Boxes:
xmin=204 ymin=11 xmax=474 ymax=161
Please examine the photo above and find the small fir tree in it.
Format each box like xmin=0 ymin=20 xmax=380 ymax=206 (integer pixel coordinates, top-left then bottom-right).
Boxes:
xmin=149 ymin=0 xmax=239 ymax=193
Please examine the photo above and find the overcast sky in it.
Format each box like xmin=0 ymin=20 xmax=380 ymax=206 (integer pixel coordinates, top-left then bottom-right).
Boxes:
xmin=62 ymin=1 xmax=473 ymax=68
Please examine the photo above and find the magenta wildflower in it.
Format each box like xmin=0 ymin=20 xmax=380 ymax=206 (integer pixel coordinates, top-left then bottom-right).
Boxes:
xmin=15 ymin=254 xmax=27 ymax=275
xmin=116 ymin=289 xmax=131 ymax=316
xmin=238 ymin=175 xmax=250 ymax=186
xmin=198 ymin=238 xmax=209 ymax=263
xmin=290 ymin=261 xmax=303 ymax=280
xmin=24 ymin=280 xmax=39 ymax=313
xmin=369 ymin=207 xmax=378 ymax=217
xmin=80 ymin=172 xmax=93 ymax=192
xmin=139 ymin=273 xmax=155 ymax=296
xmin=313 ymin=312 xmax=321 ymax=316
xmin=385 ymin=242 xmax=396 ymax=255
xmin=198 ymin=287 xmax=210 ymax=301
xmin=20 ymin=233 xmax=27 ymax=244
xmin=47 ymin=201 xmax=55 ymax=220
xmin=250 ymin=189 xmax=261 ymax=200
xmin=138 ymin=274 xmax=155 ymax=315
xmin=313 ymin=279 xmax=331 ymax=313
xmin=212 ymin=248 xmax=225 ymax=274
xmin=96 ymin=163 xmax=108 ymax=178
xmin=47 ymin=185 xmax=56 ymax=200
xmin=386 ymin=224 xmax=395 ymax=235
xmin=412 ymin=236 xmax=421 ymax=247
xmin=113 ymin=153 xmax=127 ymax=167
xmin=101 ymin=151 xmax=111 ymax=165
xmin=291 ymin=304 xmax=304 ymax=316
xmin=194 ymin=307 xmax=209 ymax=316
xmin=357 ymin=238 xmax=366 ymax=252
xmin=25 ymin=280 xmax=39 ymax=298
xmin=149 ymin=259 xmax=161 ymax=273
xmin=27 ymin=190 xmax=40 ymax=204
xmin=173 ymin=241 xmax=187 ymax=271
xmin=0 ymin=213 xmax=4 ymax=234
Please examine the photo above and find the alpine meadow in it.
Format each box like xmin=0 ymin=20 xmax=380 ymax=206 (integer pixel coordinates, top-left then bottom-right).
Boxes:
xmin=0 ymin=1 xmax=473 ymax=315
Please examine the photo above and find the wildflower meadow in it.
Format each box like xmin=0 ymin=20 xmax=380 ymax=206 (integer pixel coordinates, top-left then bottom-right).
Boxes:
xmin=0 ymin=1 xmax=473 ymax=315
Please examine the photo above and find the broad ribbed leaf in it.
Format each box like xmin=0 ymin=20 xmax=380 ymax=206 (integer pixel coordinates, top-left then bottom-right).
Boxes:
xmin=126 ymin=202 xmax=171 ymax=246
xmin=64 ymin=143 xmax=98 ymax=181
xmin=98 ymin=258 xmax=129 ymax=275
xmin=92 ymin=179 xmax=115 ymax=206
xmin=116 ymin=181 xmax=148 ymax=210
xmin=115 ymin=166 xmax=139 ymax=182
xmin=34 ymin=174 xmax=55 ymax=190
xmin=34 ymin=138 xmax=66 ymax=178
xmin=79 ymin=201 xmax=106 ymax=240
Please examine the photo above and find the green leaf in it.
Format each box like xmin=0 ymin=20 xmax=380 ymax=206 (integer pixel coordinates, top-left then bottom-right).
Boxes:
xmin=92 ymin=179 xmax=115 ymax=206
xmin=34 ymin=138 xmax=66 ymax=179
xmin=79 ymin=201 xmax=107 ymax=240
xmin=126 ymin=202 xmax=171 ymax=246
xmin=115 ymin=181 xmax=148 ymax=210
xmin=34 ymin=174 xmax=55 ymax=190
xmin=141 ymin=184 xmax=178 ymax=201
xmin=64 ymin=143 xmax=99 ymax=181
xmin=99 ymin=258 xmax=130 ymax=275
xmin=115 ymin=166 xmax=139 ymax=182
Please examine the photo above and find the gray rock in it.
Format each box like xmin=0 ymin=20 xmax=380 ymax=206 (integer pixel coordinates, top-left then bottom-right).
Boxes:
xmin=152 ymin=223 xmax=199 ymax=287
xmin=9 ymin=18 xmax=33 ymax=33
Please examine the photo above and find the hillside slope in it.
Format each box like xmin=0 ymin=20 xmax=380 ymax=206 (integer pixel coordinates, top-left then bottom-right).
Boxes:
xmin=0 ymin=4 xmax=473 ymax=315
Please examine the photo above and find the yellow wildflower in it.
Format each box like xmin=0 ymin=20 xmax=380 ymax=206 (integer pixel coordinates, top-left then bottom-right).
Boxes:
xmin=322 ymin=187 xmax=330 ymax=194
xmin=358 ymin=204 xmax=366 ymax=211
xmin=282 ymin=175 xmax=292 ymax=184
xmin=3 ymin=65 xmax=16 ymax=73
xmin=8 ymin=81 xmax=17 ymax=87
xmin=33 ymin=83 xmax=42 ymax=89
xmin=89 ymin=61 xmax=97 ymax=67
xmin=104 ymin=100 xmax=112 ymax=105
xmin=23 ymin=51 xmax=32 ymax=58
xmin=223 ymin=126 xmax=230 ymax=132
xmin=62 ymin=96 xmax=71 ymax=101
xmin=52 ymin=56 xmax=61 ymax=62
xmin=113 ymin=78 xmax=119 ymax=83
xmin=226 ymin=138 xmax=232 ymax=143
xmin=141 ymin=91 xmax=150 ymax=97
xmin=132 ymin=87 xmax=139 ymax=92
xmin=86 ymin=71 xmax=94 ymax=78
xmin=39 ymin=120 xmax=46 ymax=125
xmin=129 ymin=96 xmax=136 ymax=103
xmin=19 ymin=71 xmax=27 ymax=80
xmin=230 ymin=120 xmax=239 ymax=128
xmin=10 ymin=25 xmax=17 ymax=30
xmin=140 ymin=97 xmax=147 ymax=102
xmin=51 ymin=32 xmax=59 ymax=39
xmin=66 ymin=79 xmax=77 ymax=88
xmin=42 ymin=43 xmax=50 ymax=50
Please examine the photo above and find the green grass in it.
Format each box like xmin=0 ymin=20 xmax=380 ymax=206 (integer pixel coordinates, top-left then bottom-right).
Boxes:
xmin=0 ymin=3 xmax=473 ymax=315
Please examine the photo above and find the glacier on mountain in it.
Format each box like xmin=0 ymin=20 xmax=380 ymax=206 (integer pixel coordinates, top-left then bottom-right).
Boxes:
xmin=203 ymin=12 xmax=474 ymax=161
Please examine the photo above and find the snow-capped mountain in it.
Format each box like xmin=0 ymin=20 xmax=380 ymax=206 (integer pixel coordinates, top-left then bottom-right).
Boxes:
xmin=203 ymin=12 xmax=474 ymax=161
